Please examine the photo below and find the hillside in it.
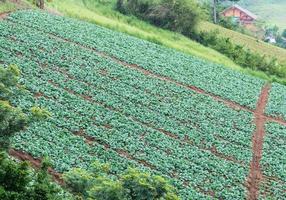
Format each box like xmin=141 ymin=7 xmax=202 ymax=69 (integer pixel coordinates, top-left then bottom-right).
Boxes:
xmin=46 ymin=0 xmax=286 ymax=85
xmin=0 ymin=0 xmax=32 ymax=13
xmin=46 ymin=0 xmax=240 ymax=69
xmin=198 ymin=21 xmax=286 ymax=64
xmin=1 ymin=10 xmax=286 ymax=199
xmin=239 ymin=0 xmax=286 ymax=30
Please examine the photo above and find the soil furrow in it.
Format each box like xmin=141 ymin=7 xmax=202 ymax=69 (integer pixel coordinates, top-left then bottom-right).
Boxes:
xmin=247 ymin=84 xmax=271 ymax=200
xmin=9 ymin=149 xmax=64 ymax=184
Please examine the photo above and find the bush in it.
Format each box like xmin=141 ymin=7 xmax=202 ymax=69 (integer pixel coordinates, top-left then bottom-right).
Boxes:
xmin=0 ymin=152 xmax=70 ymax=200
xmin=0 ymin=65 xmax=50 ymax=150
xmin=194 ymin=30 xmax=286 ymax=79
xmin=116 ymin=0 xmax=201 ymax=37
xmin=64 ymin=161 xmax=179 ymax=200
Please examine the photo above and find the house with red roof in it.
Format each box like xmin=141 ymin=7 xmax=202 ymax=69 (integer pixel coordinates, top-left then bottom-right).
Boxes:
xmin=221 ymin=4 xmax=257 ymax=27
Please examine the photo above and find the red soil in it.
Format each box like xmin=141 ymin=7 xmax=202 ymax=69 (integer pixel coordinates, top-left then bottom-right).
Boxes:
xmin=9 ymin=149 xmax=64 ymax=185
xmin=246 ymin=84 xmax=271 ymax=200
xmin=0 ymin=12 xmax=9 ymax=20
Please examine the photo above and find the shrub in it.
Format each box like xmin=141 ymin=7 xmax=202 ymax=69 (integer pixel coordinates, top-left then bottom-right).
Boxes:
xmin=193 ymin=30 xmax=286 ymax=79
xmin=64 ymin=162 xmax=179 ymax=200
xmin=0 ymin=65 xmax=50 ymax=150
xmin=116 ymin=0 xmax=201 ymax=37
xmin=0 ymin=152 xmax=70 ymax=200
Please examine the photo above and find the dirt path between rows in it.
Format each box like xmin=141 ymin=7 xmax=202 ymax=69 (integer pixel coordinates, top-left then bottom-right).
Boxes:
xmin=0 ymin=12 xmax=10 ymax=20
xmin=9 ymin=149 xmax=64 ymax=185
xmin=247 ymin=84 xmax=271 ymax=200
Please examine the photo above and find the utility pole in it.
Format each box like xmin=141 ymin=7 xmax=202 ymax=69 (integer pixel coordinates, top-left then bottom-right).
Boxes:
xmin=213 ymin=0 xmax=217 ymax=24
xmin=38 ymin=0 xmax=44 ymax=9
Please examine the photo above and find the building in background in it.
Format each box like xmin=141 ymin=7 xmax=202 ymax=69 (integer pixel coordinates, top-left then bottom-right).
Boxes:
xmin=221 ymin=4 xmax=257 ymax=28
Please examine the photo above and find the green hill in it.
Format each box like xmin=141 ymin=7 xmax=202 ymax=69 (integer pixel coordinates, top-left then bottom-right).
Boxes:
xmin=239 ymin=0 xmax=286 ymax=30
xmin=47 ymin=0 xmax=240 ymax=69
xmin=46 ymin=0 xmax=286 ymax=84
xmin=1 ymin=10 xmax=286 ymax=199
xmin=198 ymin=21 xmax=286 ymax=63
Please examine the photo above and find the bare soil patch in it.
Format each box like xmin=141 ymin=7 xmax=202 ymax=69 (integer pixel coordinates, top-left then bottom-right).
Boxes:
xmin=9 ymin=149 xmax=64 ymax=184
xmin=246 ymin=84 xmax=271 ymax=200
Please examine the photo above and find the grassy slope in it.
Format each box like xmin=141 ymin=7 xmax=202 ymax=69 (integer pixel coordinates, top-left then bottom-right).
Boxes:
xmin=198 ymin=21 xmax=286 ymax=63
xmin=239 ymin=0 xmax=286 ymax=30
xmin=0 ymin=1 xmax=16 ymax=13
xmin=47 ymin=0 xmax=240 ymax=70
xmin=0 ymin=0 xmax=34 ymax=13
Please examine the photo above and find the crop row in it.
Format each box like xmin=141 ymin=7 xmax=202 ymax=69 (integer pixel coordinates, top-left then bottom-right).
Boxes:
xmin=7 ymin=10 xmax=266 ymax=109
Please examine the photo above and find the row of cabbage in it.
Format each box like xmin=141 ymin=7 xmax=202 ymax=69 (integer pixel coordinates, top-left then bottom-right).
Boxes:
xmin=266 ymin=83 xmax=286 ymax=121
xmin=7 ymin=10 xmax=266 ymax=109
xmin=259 ymin=123 xmax=286 ymax=200
xmin=0 ymin=20 xmax=255 ymax=199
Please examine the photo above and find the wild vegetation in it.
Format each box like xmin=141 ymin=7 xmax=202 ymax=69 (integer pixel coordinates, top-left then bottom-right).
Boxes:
xmin=116 ymin=0 xmax=200 ymax=37
xmin=198 ymin=21 xmax=286 ymax=64
xmin=0 ymin=65 xmax=50 ymax=150
xmin=0 ymin=65 xmax=69 ymax=200
xmin=64 ymin=162 xmax=179 ymax=200
xmin=0 ymin=152 xmax=73 ymax=200
xmin=0 ymin=10 xmax=285 ymax=199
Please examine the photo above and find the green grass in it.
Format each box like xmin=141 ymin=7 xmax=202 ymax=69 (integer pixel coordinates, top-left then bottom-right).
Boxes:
xmin=239 ymin=0 xmax=286 ymax=31
xmin=0 ymin=0 xmax=35 ymax=14
xmin=198 ymin=21 xmax=286 ymax=64
xmin=47 ymin=0 xmax=240 ymax=69
xmin=0 ymin=1 xmax=16 ymax=13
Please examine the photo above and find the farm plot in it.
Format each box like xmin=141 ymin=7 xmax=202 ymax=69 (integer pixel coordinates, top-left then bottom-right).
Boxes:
xmin=0 ymin=18 xmax=258 ymax=199
xmin=6 ymin=10 xmax=266 ymax=109
xmin=2 ymin=10 xmax=286 ymax=200
xmin=259 ymin=123 xmax=286 ymax=200
xmin=266 ymin=83 xmax=286 ymax=121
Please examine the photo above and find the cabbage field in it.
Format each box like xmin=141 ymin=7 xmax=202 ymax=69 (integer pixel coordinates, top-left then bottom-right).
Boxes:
xmin=0 ymin=10 xmax=286 ymax=200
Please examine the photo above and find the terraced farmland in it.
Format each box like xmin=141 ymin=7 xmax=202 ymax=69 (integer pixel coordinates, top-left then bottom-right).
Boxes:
xmin=0 ymin=10 xmax=286 ymax=199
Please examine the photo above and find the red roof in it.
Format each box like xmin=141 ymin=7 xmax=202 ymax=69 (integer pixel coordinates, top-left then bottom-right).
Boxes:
xmin=221 ymin=4 xmax=258 ymax=20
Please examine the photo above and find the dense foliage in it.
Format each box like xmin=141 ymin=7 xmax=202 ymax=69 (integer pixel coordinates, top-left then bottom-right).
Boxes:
xmin=64 ymin=162 xmax=179 ymax=200
xmin=0 ymin=65 xmax=50 ymax=150
xmin=0 ymin=65 xmax=27 ymax=149
xmin=193 ymin=30 xmax=286 ymax=81
xmin=0 ymin=65 xmax=25 ymax=150
xmin=116 ymin=0 xmax=201 ymax=37
xmin=0 ymin=152 xmax=72 ymax=200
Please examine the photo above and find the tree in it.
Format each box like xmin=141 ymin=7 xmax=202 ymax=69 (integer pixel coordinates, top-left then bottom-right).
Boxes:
xmin=39 ymin=0 xmax=44 ymax=9
xmin=0 ymin=152 xmax=72 ymax=200
xmin=63 ymin=161 xmax=179 ymax=200
xmin=0 ymin=65 xmax=50 ymax=150
xmin=116 ymin=0 xmax=201 ymax=37
xmin=34 ymin=0 xmax=50 ymax=9
xmin=213 ymin=0 xmax=240 ymax=24
xmin=282 ymin=29 xmax=286 ymax=38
